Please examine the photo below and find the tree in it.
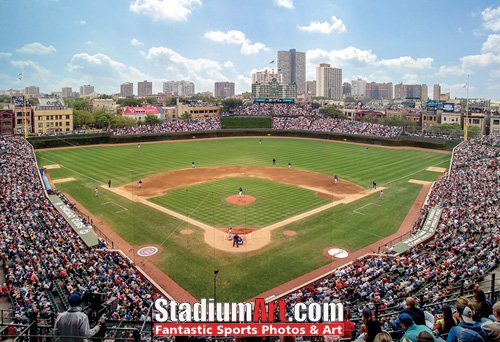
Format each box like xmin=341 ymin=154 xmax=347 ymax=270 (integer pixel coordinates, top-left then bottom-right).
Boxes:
xmin=180 ymin=111 xmax=192 ymax=120
xmin=94 ymin=110 xmax=113 ymax=129
xmin=145 ymin=114 xmax=162 ymax=125
xmin=111 ymin=115 xmax=136 ymax=128
xmin=467 ymin=125 xmax=481 ymax=138
xmin=310 ymin=102 xmax=321 ymax=109
xmin=380 ymin=116 xmax=418 ymax=127
xmin=116 ymin=97 xmax=142 ymax=107
xmin=319 ymin=106 xmax=346 ymax=119
xmin=144 ymin=97 xmax=157 ymax=105
xmin=66 ymin=98 xmax=90 ymax=111
xmin=221 ymin=98 xmax=243 ymax=112
xmin=97 ymin=94 xmax=113 ymax=99
xmin=28 ymin=98 xmax=39 ymax=106
xmin=0 ymin=95 xmax=11 ymax=103
xmin=427 ymin=123 xmax=463 ymax=137
xmin=73 ymin=110 xmax=95 ymax=129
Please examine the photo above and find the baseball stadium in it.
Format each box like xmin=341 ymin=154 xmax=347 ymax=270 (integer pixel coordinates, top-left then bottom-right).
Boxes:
xmin=1 ymin=101 xmax=498 ymax=341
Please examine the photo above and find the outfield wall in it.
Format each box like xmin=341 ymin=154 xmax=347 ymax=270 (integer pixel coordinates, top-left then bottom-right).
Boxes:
xmin=28 ymin=129 xmax=459 ymax=150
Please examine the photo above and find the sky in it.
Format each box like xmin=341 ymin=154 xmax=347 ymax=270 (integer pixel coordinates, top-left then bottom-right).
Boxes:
xmin=1 ymin=0 xmax=500 ymax=99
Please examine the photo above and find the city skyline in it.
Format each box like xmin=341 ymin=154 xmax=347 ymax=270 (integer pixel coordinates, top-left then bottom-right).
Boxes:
xmin=1 ymin=0 xmax=499 ymax=99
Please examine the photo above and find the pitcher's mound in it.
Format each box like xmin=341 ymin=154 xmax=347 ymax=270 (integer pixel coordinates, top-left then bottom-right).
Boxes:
xmin=226 ymin=195 xmax=256 ymax=206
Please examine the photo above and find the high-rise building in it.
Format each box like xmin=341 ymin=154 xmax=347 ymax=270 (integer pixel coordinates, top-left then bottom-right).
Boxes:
xmin=62 ymin=87 xmax=73 ymax=98
xmin=80 ymin=84 xmax=95 ymax=97
xmin=433 ymin=84 xmax=441 ymax=100
xmin=277 ymin=49 xmax=306 ymax=95
xmin=120 ymin=82 xmax=134 ymax=97
xmin=214 ymin=82 xmax=235 ymax=98
xmin=343 ymin=82 xmax=351 ymax=97
xmin=394 ymin=83 xmax=426 ymax=100
xmin=351 ymin=78 xmax=367 ymax=97
xmin=24 ymin=86 xmax=39 ymax=98
xmin=315 ymin=63 xmax=342 ymax=99
xmin=365 ymin=82 xmax=393 ymax=100
xmin=421 ymin=84 xmax=428 ymax=102
xmin=306 ymin=81 xmax=316 ymax=97
xmin=163 ymin=81 xmax=195 ymax=96
xmin=251 ymin=69 xmax=282 ymax=84
xmin=138 ymin=80 xmax=153 ymax=97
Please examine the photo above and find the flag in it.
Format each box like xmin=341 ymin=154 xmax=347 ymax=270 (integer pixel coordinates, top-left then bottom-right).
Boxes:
xmin=269 ymin=60 xmax=275 ymax=64
xmin=17 ymin=72 xmax=23 ymax=81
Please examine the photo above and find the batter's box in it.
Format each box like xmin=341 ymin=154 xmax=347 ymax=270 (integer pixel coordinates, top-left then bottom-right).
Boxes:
xmin=102 ymin=201 xmax=128 ymax=213
xmin=353 ymin=203 xmax=381 ymax=216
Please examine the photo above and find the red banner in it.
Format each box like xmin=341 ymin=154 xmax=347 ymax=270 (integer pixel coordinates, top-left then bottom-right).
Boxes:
xmin=154 ymin=323 xmax=344 ymax=337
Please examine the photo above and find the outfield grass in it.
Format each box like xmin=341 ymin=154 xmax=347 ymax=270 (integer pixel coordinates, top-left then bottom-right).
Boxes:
xmin=36 ymin=138 xmax=450 ymax=300
xmin=150 ymin=177 xmax=331 ymax=228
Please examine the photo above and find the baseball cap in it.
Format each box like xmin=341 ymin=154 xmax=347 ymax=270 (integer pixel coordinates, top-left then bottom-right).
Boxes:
xmin=68 ymin=292 xmax=83 ymax=306
xmin=398 ymin=313 xmax=414 ymax=327
xmin=458 ymin=305 xmax=474 ymax=324
xmin=362 ymin=308 xmax=372 ymax=318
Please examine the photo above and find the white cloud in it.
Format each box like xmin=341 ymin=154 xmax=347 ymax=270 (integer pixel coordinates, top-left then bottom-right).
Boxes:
xmin=17 ymin=42 xmax=56 ymax=55
xmin=75 ymin=19 xmax=86 ymax=25
xmin=402 ymin=73 xmax=420 ymax=84
xmin=377 ymin=56 xmax=433 ymax=72
xmin=275 ymin=0 xmax=293 ymax=9
xmin=129 ymin=0 xmax=201 ymax=21
xmin=436 ymin=64 xmax=469 ymax=77
xmin=461 ymin=52 xmax=500 ymax=68
xmin=131 ymin=38 xmax=143 ymax=47
xmin=224 ymin=61 xmax=234 ymax=68
xmin=482 ymin=34 xmax=500 ymax=53
xmin=307 ymin=47 xmax=378 ymax=66
xmin=68 ymin=53 xmax=149 ymax=82
xmin=0 ymin=52 xmax=12 ymax=59
xmin=204 ymin=30 xmax=268 ymax=55
xmin=298 ymin=16 xmax=347 ymax=34
xmin=85 ymin=40 xmax=93 ymax=45
xmin=482 ymin=6 xmax=500 ymax=32
xmin=10 ymin=60 xmax=50 ymax=75
xmin=144 ymin=46 xmax=227 ymax=90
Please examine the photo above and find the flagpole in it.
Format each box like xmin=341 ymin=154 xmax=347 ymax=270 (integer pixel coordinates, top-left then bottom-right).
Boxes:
xmin=464 ymin=75 xmax=469 ymax=141
xmin=23 ymin=74 xmax=27 ymax=138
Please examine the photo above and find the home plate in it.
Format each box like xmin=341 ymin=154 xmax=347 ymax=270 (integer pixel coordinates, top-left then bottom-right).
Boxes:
xmin=327 ymin=248 xmax=349 ymax=258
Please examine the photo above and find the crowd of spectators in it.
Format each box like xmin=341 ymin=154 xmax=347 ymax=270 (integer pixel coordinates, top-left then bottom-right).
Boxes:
xmin=228 ymin=103 xmax=317 ymax=117
xmin=109 ymin=117 xmax=221 ymax=135
xmin=273 ymin=116 xmax=403 ymax=138
xmin=280 ymin=136 xmax=499 ymax=340
xmin=0 ymin=136 xmax=160 ymax=324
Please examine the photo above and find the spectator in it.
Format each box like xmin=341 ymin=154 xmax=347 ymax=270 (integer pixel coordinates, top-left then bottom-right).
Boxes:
xmin=471 ymin=289 xmax=492 ymax=322
xmin=433 ymin=306 xmax=457 ymax=335
xmin=446 ymin=306 xmax=488 ymax=342
xmin=481 ymin=302 xmax=499 ymax=342
xmin=398 ymin=313 xmax=435 ymax=342
xmin=54 ymin=292 xmax=105 ymax=341
xmin=360 ymin=308 xmax=382 ymax=342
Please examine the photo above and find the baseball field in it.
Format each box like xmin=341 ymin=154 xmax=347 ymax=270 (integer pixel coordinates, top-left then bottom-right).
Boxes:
xmin=35 ymin=137 xmax=451 ymax=301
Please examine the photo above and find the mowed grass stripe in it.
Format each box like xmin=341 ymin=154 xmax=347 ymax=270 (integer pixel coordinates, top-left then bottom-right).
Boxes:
xmin=36 ymin=138 xmax=451 ymax=301
xmin=150 ymin=177 xmax=331 ymax=228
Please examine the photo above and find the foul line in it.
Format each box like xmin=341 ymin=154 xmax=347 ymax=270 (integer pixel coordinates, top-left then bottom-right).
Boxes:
xmin=102 ymin=201 xmax=128 ymax=213
xmin=353 ymin=203 xmax=381 ymax=216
